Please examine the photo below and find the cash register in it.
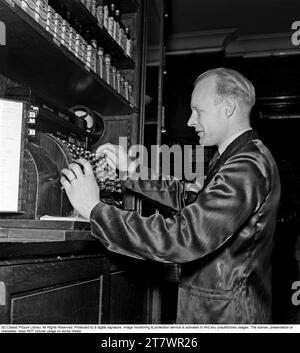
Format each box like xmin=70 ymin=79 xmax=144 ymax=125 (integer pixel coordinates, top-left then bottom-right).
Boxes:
xmin=0 ymin=97 xmax=124 ymax=238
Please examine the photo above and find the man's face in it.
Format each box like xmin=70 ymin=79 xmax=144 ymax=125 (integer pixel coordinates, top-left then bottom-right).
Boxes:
xmin=188 ymin=77 xmax=227 ymax=146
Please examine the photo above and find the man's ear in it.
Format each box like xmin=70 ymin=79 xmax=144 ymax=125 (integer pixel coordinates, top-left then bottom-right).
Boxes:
xmin=224 ymin=98 xmax=236 ymax=119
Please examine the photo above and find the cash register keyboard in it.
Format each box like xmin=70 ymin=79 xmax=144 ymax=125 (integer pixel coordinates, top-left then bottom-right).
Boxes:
xmin=59 ymin=139 xmax=122 ymax=195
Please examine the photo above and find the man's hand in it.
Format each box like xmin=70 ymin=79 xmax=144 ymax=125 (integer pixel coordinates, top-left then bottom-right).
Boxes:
xmin=60 ymin=158 xmax=100 ymax=219
xmin=96 ymin=143 xmax=138 ymax=179
xmin=96 ymin=143 xmax=133 ymax=173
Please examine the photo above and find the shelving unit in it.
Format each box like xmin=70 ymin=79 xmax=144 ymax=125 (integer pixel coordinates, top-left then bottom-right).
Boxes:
xmin=59 ymin=0 xmax=136 ymax=69
xmin=63 ymin=0 xmax=139 ymax=16
xmin=0 ymin=0 xmax=161 ymax=325
xmin=0 ymin=0 xmax=136 ymax=115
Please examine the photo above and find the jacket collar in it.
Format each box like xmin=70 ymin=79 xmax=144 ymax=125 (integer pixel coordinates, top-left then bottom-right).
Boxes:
xmin=203 ymin=129 xmax=260 ymax=188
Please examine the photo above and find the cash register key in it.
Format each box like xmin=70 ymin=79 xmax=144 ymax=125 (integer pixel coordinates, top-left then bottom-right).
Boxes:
xmin=96 ymin=170 xmax=104 ymax=178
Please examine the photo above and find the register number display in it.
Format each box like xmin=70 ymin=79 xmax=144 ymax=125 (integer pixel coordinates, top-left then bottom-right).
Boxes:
xmin=0 ymin=98 xmax=23 ymax=212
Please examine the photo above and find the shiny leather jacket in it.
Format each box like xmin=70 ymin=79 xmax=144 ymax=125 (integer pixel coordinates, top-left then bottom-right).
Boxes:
xmin=90 ymin=130 xmax=281 ymax=323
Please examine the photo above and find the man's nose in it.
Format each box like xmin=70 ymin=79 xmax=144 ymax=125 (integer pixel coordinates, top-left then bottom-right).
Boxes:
xmin=187 ymin=113 xmax=196 ymax=127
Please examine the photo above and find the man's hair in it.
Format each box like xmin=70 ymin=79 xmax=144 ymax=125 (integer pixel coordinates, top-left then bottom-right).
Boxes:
xmin=195 ymin=67 xmax=255 ymax=110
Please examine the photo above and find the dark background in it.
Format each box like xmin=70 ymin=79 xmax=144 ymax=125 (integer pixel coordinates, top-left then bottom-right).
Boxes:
xmin=145 ymin=0 xmax=300 ymax=322
xmin=144 ymin=50 xmax=300 ymax=323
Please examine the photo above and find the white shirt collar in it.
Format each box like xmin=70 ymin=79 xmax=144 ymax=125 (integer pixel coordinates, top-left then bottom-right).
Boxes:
xmin=218 ymin=128 xmax=252 ymax=156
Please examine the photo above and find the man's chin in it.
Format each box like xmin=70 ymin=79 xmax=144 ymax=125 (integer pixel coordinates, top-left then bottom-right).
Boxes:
xmin=199 ymin=137 xmax=214 ymax=147
xmin=199 ymin=136 xmax=206 ymax=146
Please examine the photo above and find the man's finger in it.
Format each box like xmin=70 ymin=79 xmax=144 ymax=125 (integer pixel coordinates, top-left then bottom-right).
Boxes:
xmin=61 ymin=168 xmax=77 ymax=182
xmin=100 ymin=150 xmax=117 ymax=169
xmin=96 ymin=143 xmax=117 ymax=158
xmin=75 ymin=158 xmax=94 ymax=176
xmin=60 ymin=175 xmax=71 ymax=191
xmin=68 ymin=163 xmax=84 ymax=178
xmin=105 ymin=158 xmax=117 ymax=171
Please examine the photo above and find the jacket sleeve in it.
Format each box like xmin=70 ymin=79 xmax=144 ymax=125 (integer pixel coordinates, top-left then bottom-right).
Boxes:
xmin=123 ymin=168 xmax=185 ymax=211
xmin=90 ymin=152 xmax=270 ymax=263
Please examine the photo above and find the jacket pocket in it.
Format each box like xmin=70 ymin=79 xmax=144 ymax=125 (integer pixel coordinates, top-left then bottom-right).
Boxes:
xmin=183 ymin=284 xmax=234 ymax=300
xmin=177 ymin=284 xmax=247 ymax=324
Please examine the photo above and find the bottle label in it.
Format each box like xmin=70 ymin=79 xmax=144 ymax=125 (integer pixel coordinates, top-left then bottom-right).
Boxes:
xmin=22 ymin=0 xmax=36 ymax=19
xmin=82 ymin=41 xmax=88 ymax=64
xmin=113 ymin=21 xmax=119 ymax=42
xmin=75 ymin=35 xmax=84 ymax=61
xmin=103 ymin=6 xmax=109 ymax=29
xmin=126 ymin=39 xmax=132 ymax=57
xmin=54 ymin=13 xmax=63 ymax=41
xmin=118 ymin=28 xmax=124 ymax=46
xmin=105 ymin=65 xmax=110 ymax=85
xmin=35 ymin=1 xmax=47 ymax=28
xmin=108 ymin=17 xmax=114 ymax=36
xmin=69 ymin=28 xmax=77 ymax=54
xmin=96 ymin=6 xmax=104 ymax=28
xmin=87 ymin=46 xmax=97 ymax=72
xmin=62 ymin=21 xmax=70 ymax=47
xmin=121 ymin=28 xmax=127 ymax=51
xmin=97 ymin=57 xmax=104 ymax=78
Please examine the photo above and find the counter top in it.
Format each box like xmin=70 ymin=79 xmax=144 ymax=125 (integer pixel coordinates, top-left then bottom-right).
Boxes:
xmin=0 ymin=219 xmax=94 ymax=242
xmin=0 ymin=219 xmax=107 ymax=261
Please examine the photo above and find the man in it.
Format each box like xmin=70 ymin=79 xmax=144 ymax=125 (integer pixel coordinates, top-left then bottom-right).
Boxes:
xmin=61 ymin=68 xmax=281 ymax=324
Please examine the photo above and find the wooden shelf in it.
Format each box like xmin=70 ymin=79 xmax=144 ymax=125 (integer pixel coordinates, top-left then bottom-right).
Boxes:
xmin=0 ymin=0 xmax=136 ymax=115
xmin=60 ymin=0 xmax=135 ymax=69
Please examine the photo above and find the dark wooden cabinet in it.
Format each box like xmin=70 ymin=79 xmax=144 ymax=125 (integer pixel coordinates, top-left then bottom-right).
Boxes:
xmin=104 ymin=270 xmax=150 ymax=324
xmin=11 ymin=278 xmax=101 ymax=324
xmin=0 ymin=254 xmax=104 ymax=324
xmin=0 ymin=244 xmax=156 ymax=324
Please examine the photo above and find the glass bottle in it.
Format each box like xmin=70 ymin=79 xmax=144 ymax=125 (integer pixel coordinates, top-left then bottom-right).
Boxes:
xmin=104 ymin=53 xmax=111 ymax=84
xmin=103 ymin=0 xmax=110 ymax=29
xmin=97 ymin=47 xmax=104 ymax=78
xmin=108 ymin=3 xmax=116 ymax=37
xmin=113 ymin=9 xmax=121 ymax=42
xmin=125 ymin=27 xmax=132 ymax=57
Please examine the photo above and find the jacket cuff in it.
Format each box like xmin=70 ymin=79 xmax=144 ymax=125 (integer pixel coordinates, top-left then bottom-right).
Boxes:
xmin=90 ymin=201 xmax=105 ymax=221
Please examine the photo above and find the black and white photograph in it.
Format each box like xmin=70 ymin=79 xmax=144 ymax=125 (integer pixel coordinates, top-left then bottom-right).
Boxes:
xmin=0 ymin=0 xmax=300 ymax=336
